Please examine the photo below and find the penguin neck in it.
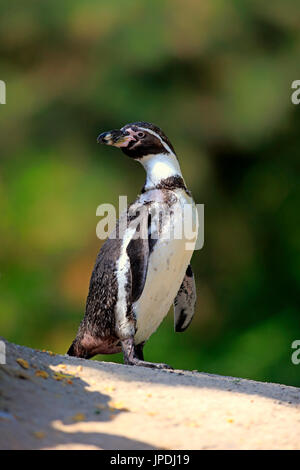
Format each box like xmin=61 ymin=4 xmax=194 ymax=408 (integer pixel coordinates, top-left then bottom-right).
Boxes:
xmin=141 ymin=152 xmax=184 ymax=191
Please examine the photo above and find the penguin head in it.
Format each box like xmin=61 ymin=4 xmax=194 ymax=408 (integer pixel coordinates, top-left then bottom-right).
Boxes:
xmin=97 ymin=121 xmax=176 ymax=159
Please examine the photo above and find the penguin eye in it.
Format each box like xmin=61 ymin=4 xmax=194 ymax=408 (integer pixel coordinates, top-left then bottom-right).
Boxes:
xmin=137 ymin=131 xmax=145 ymax=138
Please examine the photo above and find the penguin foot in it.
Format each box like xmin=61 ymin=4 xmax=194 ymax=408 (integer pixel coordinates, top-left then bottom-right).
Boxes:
xmin=121 ymin=338 xmax=173 ymax=370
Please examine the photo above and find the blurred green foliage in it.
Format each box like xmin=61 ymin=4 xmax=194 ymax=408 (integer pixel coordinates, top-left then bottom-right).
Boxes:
xmin=0 ymin=0 xmax=299 ymax=385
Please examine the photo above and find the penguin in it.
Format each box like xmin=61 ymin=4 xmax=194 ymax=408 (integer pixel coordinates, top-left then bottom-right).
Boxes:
xmin=67 ymin=121 xmax=198 ymax=369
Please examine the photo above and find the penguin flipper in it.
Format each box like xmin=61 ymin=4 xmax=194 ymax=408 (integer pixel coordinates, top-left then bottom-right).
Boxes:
xmin=126 ymin=234 xmax=149 ymax=304
xmin=173 ymin=264 xmax=196 ymax=332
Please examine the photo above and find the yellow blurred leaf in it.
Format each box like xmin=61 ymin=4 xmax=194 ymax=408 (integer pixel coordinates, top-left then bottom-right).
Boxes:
xmin=16 ymin=358 xmax=29 ymax=369
xmin=35 ymin=370 xmax=49 ymax=379
xmin=72 ymin=413 xmax=85 ymax=422
xmin=185 ymin=421 xmax=200 ymax=428
xmin=33 ymin=431 xmax=45 ymax=439
xmin=53 ymin=372 xmax=74 ymax=380
xmin=108 ymin=401 xmax=130 ymax=412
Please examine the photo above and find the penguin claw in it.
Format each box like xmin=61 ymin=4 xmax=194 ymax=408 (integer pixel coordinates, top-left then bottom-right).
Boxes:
xmin=126 ymin=358 xmax=173 ymax=370
xmin=154 ymin=362 xmax=173 ymax=370
xmin=145 ymin=361 xmax=173 ymax=370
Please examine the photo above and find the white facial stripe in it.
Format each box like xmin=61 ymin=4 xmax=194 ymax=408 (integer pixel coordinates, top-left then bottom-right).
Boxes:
xmin=120 ymin=125 xmax=174 ymax=155
xmin=136 ymin=127 xmax=175 ymax=156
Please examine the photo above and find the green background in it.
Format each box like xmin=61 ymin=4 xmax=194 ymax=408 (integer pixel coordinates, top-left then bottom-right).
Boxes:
xmin=1 ymin=0 xmax=299 ymax=385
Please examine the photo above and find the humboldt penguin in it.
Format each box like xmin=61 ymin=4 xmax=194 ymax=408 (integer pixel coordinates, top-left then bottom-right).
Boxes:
xmin=67 ymin=122 xmax=198 ymax=368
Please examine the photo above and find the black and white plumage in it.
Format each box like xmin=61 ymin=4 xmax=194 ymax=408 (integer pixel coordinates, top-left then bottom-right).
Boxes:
xmin=67 ymin=122 xmax=198 ymax=368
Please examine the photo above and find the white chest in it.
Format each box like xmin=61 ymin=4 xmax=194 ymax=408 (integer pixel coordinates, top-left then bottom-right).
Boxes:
xmin=133 ymin=191 xmax=197 ymax=344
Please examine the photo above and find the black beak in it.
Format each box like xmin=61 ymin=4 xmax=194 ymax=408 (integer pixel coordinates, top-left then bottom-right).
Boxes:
xmin=97 ymin=129 xmax=125 ymax=145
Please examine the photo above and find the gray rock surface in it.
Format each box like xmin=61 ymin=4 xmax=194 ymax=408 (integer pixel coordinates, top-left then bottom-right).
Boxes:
xmin=0 ymin=338 xmax=300 ymax=450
